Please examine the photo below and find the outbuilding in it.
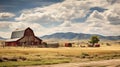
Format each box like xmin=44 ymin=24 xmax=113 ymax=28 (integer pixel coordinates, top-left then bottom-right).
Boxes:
xmin=5 ymin=27 xmax=42 ymax=47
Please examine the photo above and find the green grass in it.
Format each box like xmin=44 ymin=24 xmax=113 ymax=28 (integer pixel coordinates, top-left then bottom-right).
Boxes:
xmin=0 ymin=58 xmax=71 ymax=67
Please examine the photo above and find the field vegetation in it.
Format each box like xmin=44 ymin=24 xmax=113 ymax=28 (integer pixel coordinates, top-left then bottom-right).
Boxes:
xmin=0 ymin=40 xmax=120 ymax=67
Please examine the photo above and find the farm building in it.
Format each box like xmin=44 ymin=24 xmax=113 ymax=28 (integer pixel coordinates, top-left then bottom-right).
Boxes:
xmin=65 ymin=43 xmax=72 ymax=47
xmin=5 ymin=27 xmax=42 ymax=47
xmin=46 ymin=42 xmax=59 ymax=48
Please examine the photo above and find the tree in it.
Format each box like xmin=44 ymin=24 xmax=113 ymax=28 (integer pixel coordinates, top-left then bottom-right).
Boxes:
xmin=89 ymin=35 xmax=100 ymax=47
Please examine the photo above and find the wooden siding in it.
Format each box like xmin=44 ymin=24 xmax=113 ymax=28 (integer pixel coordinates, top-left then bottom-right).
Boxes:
xmin=5 ymin=27 xmax=42 ymax=47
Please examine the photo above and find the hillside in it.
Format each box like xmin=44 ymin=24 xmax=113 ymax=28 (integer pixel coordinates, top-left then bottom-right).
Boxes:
xmin=41 ymin=32 xmax=120 ymax=40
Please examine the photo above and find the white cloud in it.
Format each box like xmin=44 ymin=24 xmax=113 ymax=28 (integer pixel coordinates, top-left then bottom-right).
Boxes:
xmin=8 ymin=22 xmax=47 ymax=36
xmin=14 ymin=0 xmax=120 ymax=36
xmin=85 ymin=8 xmax=120 ymax=36
xmin=0 ymin=21 xmax=46 ymax=38
xmin=0 ymin=22 xmax=11 ymax=28
xmin=103 ymin=7 xmax=120 ymax=25
xmin=0 ymin=32 xmax=11 ymax=38
xmin=89 ymin=10 xmax=105 ymax=20
xmin=0 ymin=0 xmax=120 ymax=38
xmin=0 ymin=12 xmax=15 ymax=19
xmin=16 ymin=0 xmax=120 ymax=24
xmin=0 ymin=22 xmax=13 ymax=38
xmin=60 ymin=21 xmax=71 ymax=27
xmin=15 ymin=0 xmax=90 ymax=23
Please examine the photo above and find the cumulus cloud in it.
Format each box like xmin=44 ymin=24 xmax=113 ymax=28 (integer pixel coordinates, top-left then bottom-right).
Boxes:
xmin=0 ymin=21 xmax=12 ymax=34
xmin=104 ymin=8 xmax=120 ymax=25
xmin=8 ymin=22 xmax=47 ymax=36
xmin=9 ymin=22 xmax=45 ymax=31
xmin=15 ymin=0 xmax=90 ymax=24
xmin=15 ymin=0 xmax=120 ymax=24
xmin=14 ymin=0 xmax=120 ymax=36
xmin=0 ymin=22 xmax=12 ymax=38
xmin=0 ymin=12 xmax=15 ymax=19
xmin=0 ymin=32 xmax=11 ymax=38
xmin=53 ymin=22 xmax=120 ymax=36
xmin=89 ymin=10 xmax=105 ymax=20
xmin=0 ymin=21 xmax=46 ymax=38
xmin=0 ymin=22 xmax=11 ymax=28
xmin=0 ymin=0 xmax=120 ymax=38
xmin=60 ymin=21 xmax=72 ymax=27
xmin=86 ymin=4 xmax=120 ymax=25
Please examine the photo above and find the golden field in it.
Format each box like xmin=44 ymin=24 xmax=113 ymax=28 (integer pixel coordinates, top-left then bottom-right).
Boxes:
xmin=0 ymin=40 xmax=120 ymax=67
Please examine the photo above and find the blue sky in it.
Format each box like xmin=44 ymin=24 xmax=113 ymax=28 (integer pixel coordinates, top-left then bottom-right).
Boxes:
xmin=0 ymin=0 xmax=120 ymax=38
xmin=0 ymin=0 xmax=64 ymax=21
xmin=0 ymin=0 xmax=63 ymax=12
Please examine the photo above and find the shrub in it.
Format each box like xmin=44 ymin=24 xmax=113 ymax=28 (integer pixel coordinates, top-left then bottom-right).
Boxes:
xmin=0 ymin=57 xmax=3 ymax=62
xmin=9 ymin=57 xmax=18 ymax=61
xmin=19 ymin=56 xmax=27 ymax=61
xmin=81 ymin=53 xmax=90 ymax=58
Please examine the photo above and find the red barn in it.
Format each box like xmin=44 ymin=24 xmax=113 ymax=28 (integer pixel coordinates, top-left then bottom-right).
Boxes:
xmin=5 ymin=27 xmax=42 ymax=47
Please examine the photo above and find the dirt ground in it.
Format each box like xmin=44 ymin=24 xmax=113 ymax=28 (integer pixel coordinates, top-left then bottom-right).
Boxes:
xmin=20 ymin=59 xmax=120 ymax=67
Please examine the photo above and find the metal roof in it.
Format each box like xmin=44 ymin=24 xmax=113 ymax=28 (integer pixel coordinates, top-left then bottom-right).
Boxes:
xmin=5 ymin=27 xmax=42 ymax=43
xmin=5 ymin=38 xmax=20 ymax=42
xmin=11 ymin=29 xmax=25 ymax=39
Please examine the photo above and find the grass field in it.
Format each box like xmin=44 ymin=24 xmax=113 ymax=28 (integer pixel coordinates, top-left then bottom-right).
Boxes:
xmin=0 ymin=43 xmax=120 ymax=67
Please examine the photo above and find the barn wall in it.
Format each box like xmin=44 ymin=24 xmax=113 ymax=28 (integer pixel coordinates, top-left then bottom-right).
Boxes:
xmin=5 ymin=27 xmax=42 ymax=47
xmin=5 ymin=41 xmax=17 ymax=46
xmin=18 ymin=36 xmax=41 ymax=46
xmin=18 ymin=28 xmax=42 ymax=46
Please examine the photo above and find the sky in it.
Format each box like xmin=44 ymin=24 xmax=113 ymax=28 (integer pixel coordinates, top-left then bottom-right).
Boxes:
xmin=0 ymin=0 xmax=120 ymax=38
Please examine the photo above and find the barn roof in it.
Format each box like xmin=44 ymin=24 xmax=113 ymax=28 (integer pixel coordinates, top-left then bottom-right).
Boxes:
xmin=11 ymin=29 xmax=25 ymax=39
xmin=5 ymin=27 xmax=42 ymax=44
xmin=5 ymin=38 xmax=20 ymax=42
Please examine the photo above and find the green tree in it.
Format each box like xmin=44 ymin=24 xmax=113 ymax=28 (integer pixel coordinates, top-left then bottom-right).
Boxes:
xmin=89 ymin=35 xmax=100 ymax=47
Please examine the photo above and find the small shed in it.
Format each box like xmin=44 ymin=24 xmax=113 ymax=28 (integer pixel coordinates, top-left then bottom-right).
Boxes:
xmin=46 ymin=42 xmax=59 ymax=48
xmin=65 ymin=43 xmax=72 ymax=47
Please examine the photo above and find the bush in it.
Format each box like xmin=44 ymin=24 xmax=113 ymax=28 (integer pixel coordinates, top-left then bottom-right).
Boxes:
xmin=19 ymin=56 xmax=27 ymax=61
xmin=0 ymin=58 xmax=3 ymax=62
xmin=9 ymin=57 xmax=18 ymax=61
xmin=81 ymin=53 xmax=90 ymax=58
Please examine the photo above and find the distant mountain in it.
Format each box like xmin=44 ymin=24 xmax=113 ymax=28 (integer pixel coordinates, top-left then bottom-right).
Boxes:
xmin=41 ymin=32 xmax=120 ymax=40
xmin=0 ymin=36 xmax=6 ymax=40
xmin=106 ymin=0 xmax=120 ymax=4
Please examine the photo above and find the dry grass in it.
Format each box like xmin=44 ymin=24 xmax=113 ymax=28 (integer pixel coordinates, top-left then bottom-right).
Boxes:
xmin=0 ymin=46 xmax=119 ymax=55
xmin=0 ymin=46 xmax=120 ymax=58
xmin=0 ymin=40 xmax=120 ymax=67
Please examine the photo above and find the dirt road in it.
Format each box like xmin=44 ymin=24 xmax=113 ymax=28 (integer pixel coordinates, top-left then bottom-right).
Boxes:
xmin=21 ymin=59 xmax=120 ymax=67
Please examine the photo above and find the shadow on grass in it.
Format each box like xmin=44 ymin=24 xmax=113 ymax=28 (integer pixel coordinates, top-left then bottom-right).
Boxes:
xmin=0 ymin=58 xmax=71 ymax=67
